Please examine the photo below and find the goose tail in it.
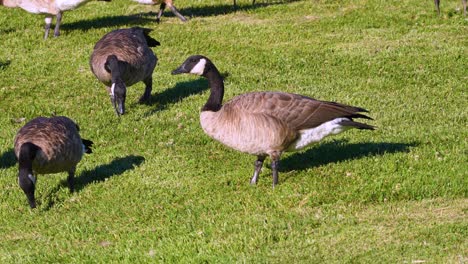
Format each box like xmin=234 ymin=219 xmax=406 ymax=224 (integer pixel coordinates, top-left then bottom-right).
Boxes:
xmin=339 ymin=119 xmax=375 ymax=130
xmin=82 ymin=139 xmax=94 ymax=154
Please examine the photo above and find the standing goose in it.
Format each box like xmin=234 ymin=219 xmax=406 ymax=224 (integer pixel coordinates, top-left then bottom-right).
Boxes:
xmin=132 ymin=0 xmax=187 ymax=22
xmin=433 ymin=0 xmax=467 ymax=16
xmin=90 ymin=27 xmax=160 ymax=116
xmin=14 ymin=116 xmax=93 ymax=208
xmin=172 ymin=55 xmax=375 ymax=187
xmin=0 ymin=0 xmax=110 ymax=39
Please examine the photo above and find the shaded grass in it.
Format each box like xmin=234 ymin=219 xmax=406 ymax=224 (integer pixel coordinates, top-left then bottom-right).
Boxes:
xmin=0 ymin=0 xmax=467 ymax=262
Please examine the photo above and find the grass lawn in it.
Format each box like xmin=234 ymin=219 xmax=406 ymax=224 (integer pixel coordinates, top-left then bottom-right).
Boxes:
xmin=0 ymin=0 xmax=466 ymax=262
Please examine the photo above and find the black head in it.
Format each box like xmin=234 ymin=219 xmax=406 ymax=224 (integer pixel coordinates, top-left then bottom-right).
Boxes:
xmin=110 ymin=82 xmax=126 ymax=116
xmin=172 ymin=55 xmax=211 ymax=76
xmin=18 ymin=170 xmax=36 ymax=208
xmin=105 ymin=55 xmax=126 ymax=116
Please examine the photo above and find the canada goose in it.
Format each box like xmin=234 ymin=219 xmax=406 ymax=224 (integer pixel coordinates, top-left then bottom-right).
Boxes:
xmin=434 ymin=0 xmax=467 ymax=15
xmin=1 ymin=0 xmax=110 ymax=39
xmin=172 ymin=55 xmax=375 ymax=187
xmin=132 ymin=0 xmax=187 ymax=22
xmin=90 ymin=27 xmax=160 ymax=116
xmin=14 ymin=116 xmax=93 ymax=208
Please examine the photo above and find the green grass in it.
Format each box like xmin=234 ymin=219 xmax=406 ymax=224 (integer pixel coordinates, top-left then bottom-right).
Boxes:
xmin=0 ymin=0 xmax=467 ymax=262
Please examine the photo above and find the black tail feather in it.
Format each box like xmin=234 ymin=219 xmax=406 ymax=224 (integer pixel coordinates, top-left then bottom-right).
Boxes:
xmin=348 ymin=113 xmax=373 ymax=120
xmin=144 ymin=35 xmax=160 ymax=47
xmin=339 ymin=120 xmax=375 ymax=130
xmin=139 ymin=27 xmax=160 ymax=47
xmin=82 ymin=139 xmax=94 ymax=154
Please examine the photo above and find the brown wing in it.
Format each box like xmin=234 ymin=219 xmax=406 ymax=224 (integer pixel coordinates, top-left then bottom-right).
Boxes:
xmin=14 ymin=116 xmax=83 ymax=171
xmin=90 ymin=27 xmax=157 ymax=84
xmin=226 ymin=92 xmax=372 ymax=131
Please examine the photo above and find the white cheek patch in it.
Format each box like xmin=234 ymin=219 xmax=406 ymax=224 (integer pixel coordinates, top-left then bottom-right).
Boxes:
xmin=28 ymin=174 xmax=37 ymax=185
xmin=190 ymin=59 xmax=207 ymax=75
xmin=110 ymin=83 xmax=116 ymax=96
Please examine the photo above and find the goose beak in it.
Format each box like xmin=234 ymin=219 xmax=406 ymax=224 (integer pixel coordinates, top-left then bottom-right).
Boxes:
xmin=111 ymin=96 xmax=124 ymax=116
xmin=114 ymin=100 xmax=124 ymax=116
xmin=171 ymin=65 xmax=188 ymax=75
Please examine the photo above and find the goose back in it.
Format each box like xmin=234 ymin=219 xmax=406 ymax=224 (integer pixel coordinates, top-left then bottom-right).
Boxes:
xmin=201 ymin=91 xmax=372 ymax=155
xmin=201 ymin=105 xmax=297 ymax=155
xmin=14 ymin=116 xmax=84 ymax=174
xmin=90 ymin=27 xmax=158 ymax=87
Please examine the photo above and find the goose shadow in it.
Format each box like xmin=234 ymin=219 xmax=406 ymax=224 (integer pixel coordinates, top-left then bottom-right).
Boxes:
xmin=142 ymin=77 xmax=211 ymax=117
xmin=0 ymin=148 xmax=16 ymax=170
xmin=39 ymin=155 xmax=144 ymax=210
xmin=0 ymin=59 xmax=11 ymax=70
xmin=153 ymin=0 xmax=301 ymax=19
xmin=60 ymin=14 xmax=154 ymax=32
xmin=0 ymin=28 xmax=16 ymax=35
xmin=74 ymin=155 xmax=145 ymax=192
xmin=280 ymin=140 xmax=418 ymax=173
xmin=60 ymin=0 xmax=299 ymax=31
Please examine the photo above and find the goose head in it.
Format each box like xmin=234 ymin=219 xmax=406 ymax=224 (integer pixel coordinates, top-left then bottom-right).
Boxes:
xmin=104 ymin=55 xmax=126 ymax=116
xmin=172 ymin=55 xmax=210 ymax=76
xmin=109 ymin=82 xmax=126 ymax=116
xmin=18 ymin=169 xmax=36 ymax=208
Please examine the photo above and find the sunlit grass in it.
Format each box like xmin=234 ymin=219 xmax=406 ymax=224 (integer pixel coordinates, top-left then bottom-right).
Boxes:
xmin=0 ymin=0 xmax=466 ymax=262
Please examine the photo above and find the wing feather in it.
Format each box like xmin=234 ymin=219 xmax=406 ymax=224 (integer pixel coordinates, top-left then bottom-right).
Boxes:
xmin=224 ymin=92 xmax=372 ymax=130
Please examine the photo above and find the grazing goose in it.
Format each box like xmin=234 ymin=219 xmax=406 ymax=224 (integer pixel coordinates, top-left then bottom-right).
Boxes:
xmin=172 ymin=55 xmax=375 ymax=187
xmin=0 ymin=0 xmax=110 ymax=39
xmin=434 ymin=0 xmax=467 ymax=16
xmin=14 ymin=116 xmax=93 ymax=208
xmin=90 ymin=27 xmax=159 ymax=116
xmin=133 ymin=0 xmax=187 ymax=22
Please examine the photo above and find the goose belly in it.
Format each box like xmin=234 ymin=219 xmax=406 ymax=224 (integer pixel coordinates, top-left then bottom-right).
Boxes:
xmin=33 ymin=148 xmax=82 ymax=174
xmin=200 ymin=111 xmax=291 ymax=155
xmin=15 ymin=0 xmax=57 ymax=14
xmin=55 ymin=0 xmax=87 ymax=11
xmin=287 ymin=117 xmax=350 ymax=151
xmin=132 ymin=0 xmax=158 ymax=5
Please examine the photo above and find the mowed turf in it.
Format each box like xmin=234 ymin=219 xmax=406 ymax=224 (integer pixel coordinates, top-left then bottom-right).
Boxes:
xmin=0 ymin=0 xmax=466 ymax=262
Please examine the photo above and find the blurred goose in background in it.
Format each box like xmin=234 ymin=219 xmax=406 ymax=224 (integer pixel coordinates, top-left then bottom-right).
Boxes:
xmin=0 ymin=0 xmax=110 ymax=38
xmin=434 ymin=0 xmax=466 ymax=15
xmin=133 ymin=0 xmax=187 ymax=22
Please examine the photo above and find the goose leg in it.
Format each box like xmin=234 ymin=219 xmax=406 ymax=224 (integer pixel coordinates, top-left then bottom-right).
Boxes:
xmin=463 ymin=0 xmax=467 ymax=16
xmin=67 ymin=168 xmax=75 ymax=193
xmin=53 ymin=11 xmax=62 ymax=37
xmin=250 ymin=155 xmax=266 ymax=185
xmin=434 ymin=0 xmax=440 ymax=15
xmin=270 ymin=152 xmax=281 ymax=187
xmin=169 ymin=4 xmax=187 ymax=22
xmin=44 ymin=16 xmax=52 ymax=39
xmin=233 ymin=0 xmax=236 ymax=9
xmin=156 ymin=3 xmax=166 ymax=23
xmin=139 ymin=76 xmax=152 ymax=103
xmin=252 ymin=0 xmax=255 ymax=5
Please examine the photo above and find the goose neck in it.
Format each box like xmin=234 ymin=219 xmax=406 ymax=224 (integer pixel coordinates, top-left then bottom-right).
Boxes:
xmin=202 ymin=68 xmax=224 ymax=112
